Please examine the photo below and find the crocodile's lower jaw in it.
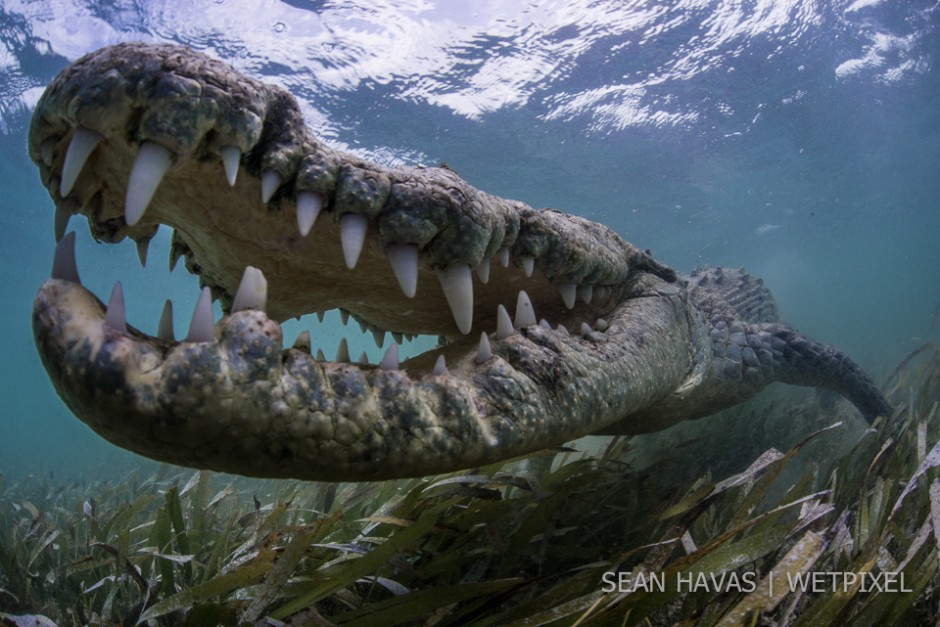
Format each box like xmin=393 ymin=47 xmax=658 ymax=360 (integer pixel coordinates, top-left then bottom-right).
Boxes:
xmin=29 ymin=43 xmax=892 ymax=481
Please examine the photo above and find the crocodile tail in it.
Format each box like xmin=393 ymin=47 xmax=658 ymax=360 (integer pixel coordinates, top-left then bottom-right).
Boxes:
xmin=760 ymin=324 xmax=893 ymax=423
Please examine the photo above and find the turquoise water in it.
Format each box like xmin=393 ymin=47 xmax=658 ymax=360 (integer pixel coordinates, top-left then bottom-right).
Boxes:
xmin=0 ymin=0 xmax=937 ymax=480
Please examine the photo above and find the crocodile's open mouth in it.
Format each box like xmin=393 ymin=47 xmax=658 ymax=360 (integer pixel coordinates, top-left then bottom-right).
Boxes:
xmin=30 ymin=43 xmax=686 ymax=480
xmin=29 ymin=43 xmax=891 ymax=481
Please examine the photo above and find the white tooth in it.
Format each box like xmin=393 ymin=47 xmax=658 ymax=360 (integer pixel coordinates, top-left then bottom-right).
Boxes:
xmin=432 ymin=354 xmax=447 ymax=376
xmin=580 ymin=322 xmax=592 ymax=337
xmin=296 ymin=191 xmax=323 ymax=237
xmin=475 ymin=332 xmax=492 ymax=364
xmin=379 ymin=344 xmax=399 ymax=370
xmin=41 ymin=137 xmax=57 ymax=167
xmin=316 ymin=311 xmax=325 ymax=323
xmin=392 ymin=332 xmax=403 ymax=344
xmin=514 ymin=291 xmax=536 ymax=328
xmin=476 ymin=257 xmax=490 ymax=284
xmin=261 ymin=170 xmax=281 ymax=203
xmin=125 ymin=142 xmax=173 ymax=227
xmin=231 ymin=266 xmax=268 ymax=312
xmin=435 ymin=264 xmax=473 ymax=335
xmin=521 ymin=255 xmax=535 ymax=277
xmin=340 ymin=214 xmax=368 ymax=269
xmin=496 ymin=305 xmax=513 ymax=340
xmin=359 ymin=351 xmax=369 ymax=365
xmin=219 ymin=145 xmax=240 ymax=186
xmin=539 ymin=319 xmax=552 ymax=330
xmin=158 ymin=299 xmax=174 ymax=341
xmin=595 ymin=318 xmax=609 ymax=332
xmin=104 ymin=282 xmax=127 ymax=333
xmin=385 ymin=244 xmax=418 ymax=298
xmin=336 ymin=338 xmax=350 ymax=362
xmin=556 ymin=324 xmax=569 ymax=336
xmin=51 ymin=231 xmax=80 ymax=283
xmin=169 ymin=230 xmax=183 ymax=272
xmin=293 ymin=330 xmax=311 ymax=353
xmin=340 ymin=309 xmax=349 ymax=325
xmin=54 ymin=199 xmax=76 ymax=242
xmin=498 ymin=247 xmax=510 ymax=268
xmin=185 ymin=287 xmax=215 ymax=343
xmin=559 ymin=283 xmax=576 ymax=309
xmin=136 ymin=238 xmax=150 ymax=268
xmin=60 ymin=127 xmax=102 ymax=196
xmin=579 ymin=284 xmax=593 ymax=304
xmin=315 ymin=348 xmax=326 ymax=361
xmin=595 ymin=286 xmax=610 ymax=303
xmin=373 ymin=330 xmax=385 ymax=348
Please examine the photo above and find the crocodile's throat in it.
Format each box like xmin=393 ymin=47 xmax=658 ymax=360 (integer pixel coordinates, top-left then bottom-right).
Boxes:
xmin=29 ymin=43 xmax=892 ymax=481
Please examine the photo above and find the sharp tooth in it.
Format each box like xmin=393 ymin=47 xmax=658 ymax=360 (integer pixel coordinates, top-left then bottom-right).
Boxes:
xmin=261 ymin=170 xmax=281 ymax=203
xmin=432 ymin=354 xmax=447 ymax=376
xmin=296 ymin=191 xmax=324 ymax=237
xmin=231 ymin=266 xmax=268 ymax=312
xmin=340 ymin=309 xmax=349 ymax=325
xmin=340 ymin=214 xmax=368 ymax=269
xmin=158 ymin=299 xmax=175 ymax=341
xmin=336 ymin=338 xmax=350 ymax=362
xmin=316 ymin=311 xmax=325 ymax=323
xmin=580 ymin=322 xmax=592 ymax=337
xmin=559 ymin=283 xmax=576 ymax=309
xmin=474 ymin=332 xmax=492 ymax=364
xmin=41 ymin=137 xmax=58 ymax=167
xmin=293 ymin=330 xmax=311 ymax=353
xmin=185 ymin=287 xmax=215 ymax=343
xmin=315 ymin=348 xmax=326 ymax=361
xmin=498 ymin=247 xmax=510 ymax=268
xmin=359 ymin=351 xmax=369 ymax=365
xmin=54 ymin=198 xmax=76 ymax=242
xmin=392 ymin=332 xmax=403 ymax=344
xmin=219 ymin=146 xmax=240 ymax=186
xmin=595 ymin=286 xmax=610 ymax=303
xmin=435 ymin=264 xmax=473 ymax=334
xmin=60 ymin=127 xmax=102 ymax=196
xmin=104 ymin=282 xmax=127 ymax=333
xmin=51 ymin=231 xmax=80 ymax=283
xmin=359 ymin=320 xmax=368 ymax=333
xmin=475 ymin=257 xmax=490 ymax=284
xmin=379 ymin=344 xmax=399 ymax=370
xmin=539 ymin=319 xmax=552 ymax=330
xmin=595 ymin=318 xmax=609 ymax=331
xmin=496 ymin=305 xmax=513 ymax=339
xmin=169 ymin=229 xmax=184 ymax=272
xmin=373 ymin=330 xmax=386 ymax=348
xmin=521 ymin=255 xmax=535 ymax=277
xmin=385 ymin=244 xmax=418 ymax=298
xmin=556 ymin=324 xmax=569 ymax=336
xmin=579 ymin=284 xmax=593 ymax=304
xmin=514 ymin=291 xmax=536 ymax=328
xmin=136 ymin=237 xmax=150 ymax=268
xmin=125 ymin=142 xmax=173 ymax=227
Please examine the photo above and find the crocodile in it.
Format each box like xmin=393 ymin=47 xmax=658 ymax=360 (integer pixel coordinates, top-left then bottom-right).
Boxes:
xmin=28 ymin=43 xmax=892 ymax=481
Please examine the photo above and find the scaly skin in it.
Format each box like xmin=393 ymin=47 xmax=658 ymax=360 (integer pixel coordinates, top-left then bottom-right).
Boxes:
xmin=29 ymin=44 xmax=892 ymax=480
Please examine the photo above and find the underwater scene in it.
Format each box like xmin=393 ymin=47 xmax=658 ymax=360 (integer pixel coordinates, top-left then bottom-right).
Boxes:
xmin=1 ymin=0 xmax=939 ymax=624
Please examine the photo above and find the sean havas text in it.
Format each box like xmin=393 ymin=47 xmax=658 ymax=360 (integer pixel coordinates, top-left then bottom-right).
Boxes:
xmin=600 ymin=570 xmax=912 ymax=594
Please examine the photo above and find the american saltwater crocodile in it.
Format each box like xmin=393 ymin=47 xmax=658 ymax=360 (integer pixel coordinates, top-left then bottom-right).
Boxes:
xmin=29 ymin=43 xmax=892 ymax=481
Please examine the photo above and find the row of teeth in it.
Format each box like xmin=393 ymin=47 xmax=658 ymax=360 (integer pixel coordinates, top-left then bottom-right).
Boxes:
xmin=51 ymin=232 xmax=609 ymax=374
xmin=52 ymin=127 xmax=610 ymax=336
